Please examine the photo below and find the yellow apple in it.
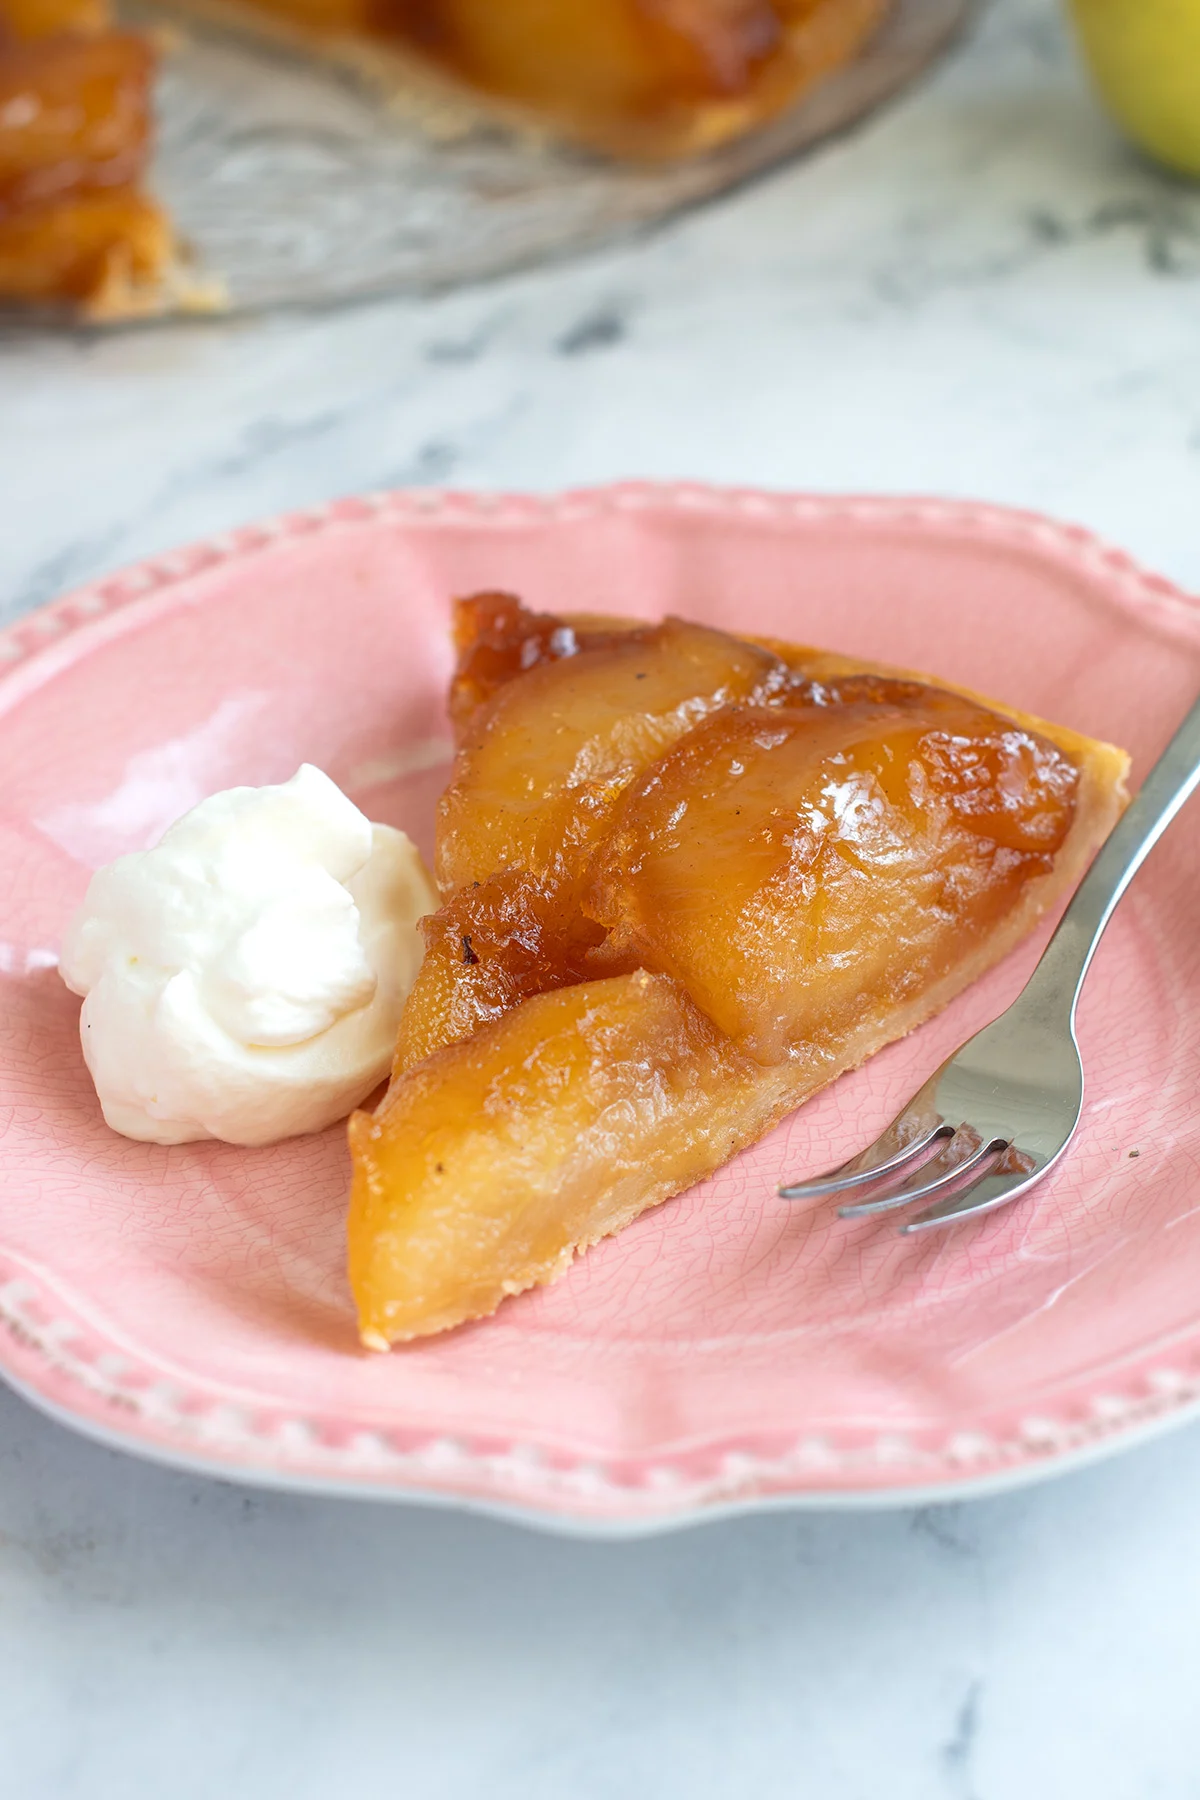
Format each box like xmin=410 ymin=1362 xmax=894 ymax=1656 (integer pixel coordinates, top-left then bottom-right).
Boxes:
xmin=1069 ymin=0 xmax=1200 ymax=176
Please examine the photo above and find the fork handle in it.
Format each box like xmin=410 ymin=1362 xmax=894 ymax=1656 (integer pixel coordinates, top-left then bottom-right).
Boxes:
xmin=1026 ymin=693 xmax=1200 ymax=1023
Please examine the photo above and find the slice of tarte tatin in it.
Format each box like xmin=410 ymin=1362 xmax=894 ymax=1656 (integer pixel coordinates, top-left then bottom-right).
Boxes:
xmin=0 ymin=0 xmax=216 ymax=317
xmin=347 ymin=593 xmax=1130 ymax=1347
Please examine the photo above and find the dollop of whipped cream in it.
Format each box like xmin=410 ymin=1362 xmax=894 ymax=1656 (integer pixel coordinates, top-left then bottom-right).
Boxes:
xmin=60 ymin=764 xmax=437 ymax=1146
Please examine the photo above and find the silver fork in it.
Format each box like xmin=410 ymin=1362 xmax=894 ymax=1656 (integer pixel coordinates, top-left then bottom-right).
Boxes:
xmin=779 ymin=695 xmax=1200 ymax=1233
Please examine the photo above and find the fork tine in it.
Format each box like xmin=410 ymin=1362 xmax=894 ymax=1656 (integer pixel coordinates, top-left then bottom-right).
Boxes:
xmin=837 ymin=1134 xmax=1007 ymax=1219
xmin=900 ymin=1159 xmax=1047 ymax=1233
xmin=778 ymin=1121 xmax=952 ymax=1200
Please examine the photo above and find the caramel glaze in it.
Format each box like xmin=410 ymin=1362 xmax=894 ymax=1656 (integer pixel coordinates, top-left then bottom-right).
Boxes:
xmin=0 ymin=0 xmax=169 ymax=311
xmin=359 ymin=0 xmax=890 ymax=159
xmin=397 ymin=595 xmax=1081 ymax=1073
xmin=347 ymin=594 xmax=1127 ymax=1345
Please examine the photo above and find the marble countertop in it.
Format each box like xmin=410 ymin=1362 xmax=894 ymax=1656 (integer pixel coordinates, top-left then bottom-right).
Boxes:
xmin=4 ymin=0 xmax=1200 ymax=1793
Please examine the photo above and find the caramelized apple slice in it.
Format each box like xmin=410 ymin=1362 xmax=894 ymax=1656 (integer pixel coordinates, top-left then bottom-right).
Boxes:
xmin=380 ymin=0 xmax=776 ymax=116
xmin=586 ymin=695 xmax=1081 ymax=1064
xmin=392 ymin=868 xmax=610 ymax=1075
xmin=0 ymin=32 xmax=154 ymax=216
xmin=350 ymin=970 xmax=778 ymax=1346
xmin=436 ymin=614 xmax=788 ymax=895
xmin=365 ymin=0 xmax=889 ymax=161
xmin=3 ymin=0 xmax=110 ymax=40
xmin=447 ymin=590 xmax=631 ymax=740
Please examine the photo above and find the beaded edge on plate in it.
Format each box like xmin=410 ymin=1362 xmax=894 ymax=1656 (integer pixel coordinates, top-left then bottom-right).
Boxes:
xmin=2 ymin=482 xmax=1199 ymax=1518
xmin=2 ymin=483 xmax=1196 ymax=671
xmin=4 ymin=1264 xmax=1200 ymax=1517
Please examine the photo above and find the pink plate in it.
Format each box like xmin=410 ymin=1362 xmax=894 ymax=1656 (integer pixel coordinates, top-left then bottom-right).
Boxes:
xmin=3 ymin=484 xmax=1200 ymax=1533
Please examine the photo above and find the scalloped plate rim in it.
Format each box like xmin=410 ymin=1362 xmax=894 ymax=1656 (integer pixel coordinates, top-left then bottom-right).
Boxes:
xmin=3 ymin=480 xmax=1200 ymax=1533
xmin=9 ymin=1362 xmax=1200 ymax=1537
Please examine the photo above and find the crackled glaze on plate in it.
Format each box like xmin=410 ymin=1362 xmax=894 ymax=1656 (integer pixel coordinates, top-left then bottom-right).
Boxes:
xmin=2 ymin=485 xmax=1200 ymax=1531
